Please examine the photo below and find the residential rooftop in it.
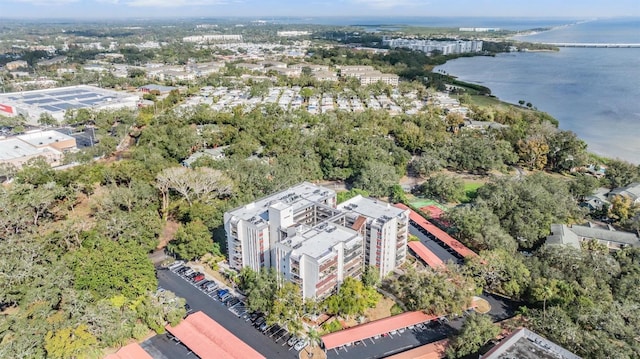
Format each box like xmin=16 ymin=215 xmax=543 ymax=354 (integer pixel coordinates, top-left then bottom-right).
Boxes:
xmin=547 ymin=222 xmax=640 ymax=248
xmin=287 ymin=223 xmax=361 ymax=260
xmin=338 ymin=195 xmax=407 ymax=221
xmin=227 ymin=181 xmax=335 ymax=223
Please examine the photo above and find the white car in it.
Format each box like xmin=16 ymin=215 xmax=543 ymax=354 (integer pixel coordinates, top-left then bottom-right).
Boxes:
xmin=294 ymin=339 xmax=308 ymax=351
xmin=287 ymin=336 xmax=298 ymax=347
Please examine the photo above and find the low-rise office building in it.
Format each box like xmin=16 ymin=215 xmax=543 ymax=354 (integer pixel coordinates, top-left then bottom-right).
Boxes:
xmin=0 ymin=130 xmax=76 ymax=170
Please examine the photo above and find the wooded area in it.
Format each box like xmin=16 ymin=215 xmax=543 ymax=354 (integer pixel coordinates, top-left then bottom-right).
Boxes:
xmin=1 ymin=42 xmax=640 ymax=358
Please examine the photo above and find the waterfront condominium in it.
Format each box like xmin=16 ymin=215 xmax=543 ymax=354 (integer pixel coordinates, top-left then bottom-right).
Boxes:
xmin=224 ymin=182 xmax=409 ymax=298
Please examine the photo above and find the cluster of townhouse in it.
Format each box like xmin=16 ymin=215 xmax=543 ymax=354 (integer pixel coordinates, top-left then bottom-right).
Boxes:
xmin=382 ymin=37 xmax=483 ymax=55
xmin=547 ymin=183 xmax=640 ymax=250
xmin=186 ymin=86 xmax=426 ymax=115
xmin=224 ymin=182 xmax=409 ymax=299
xmin=183 ymin=34 xmax=244 ymax=43
xmin=277 ymin=31 xmax=311 ymax=37
xmin=234 ymin=63 xmax=399 ymax=87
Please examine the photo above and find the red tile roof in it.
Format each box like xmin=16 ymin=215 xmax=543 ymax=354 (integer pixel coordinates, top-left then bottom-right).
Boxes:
xmin=165 ymin=311 xmax=265 ymax=359
xmin=408 ymin=241 xmax=445 ymax=268
xmin=395 ymin=203 xmax=477 ymax=258
xmin=321 ymin=311 xmax=436 ymax=350
xmin=104 ymin=343 xmax=153 ymax=359
xmin=385 ymin=339 xmax=449 ymax=359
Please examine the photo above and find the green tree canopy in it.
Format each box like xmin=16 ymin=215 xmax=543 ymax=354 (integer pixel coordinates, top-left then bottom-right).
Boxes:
xmin=168 ymin=219 xmax=218 ymax=261
xmin=445 ymin=313 xmax=499 ymax=359
xmin=73 ymin=237 xmax=157 ymax=299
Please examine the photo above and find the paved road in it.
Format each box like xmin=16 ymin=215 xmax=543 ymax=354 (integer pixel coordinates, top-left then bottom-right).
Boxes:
xmin=156 ymin=268 xmax=298 ymax=359
xmin=409 ymin=225 xmax=461 ymax=264
xmin=141 ymin=333 xmax=194 ymax=359
xmin=326 ymin=322 xmax=454 ymax=359
xmin=483 ymin=292 xmax=518 ymax=322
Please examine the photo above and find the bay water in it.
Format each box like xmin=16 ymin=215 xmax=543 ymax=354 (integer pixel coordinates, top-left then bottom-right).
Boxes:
xmin=435 ymin=18 xmax=640 ymax=163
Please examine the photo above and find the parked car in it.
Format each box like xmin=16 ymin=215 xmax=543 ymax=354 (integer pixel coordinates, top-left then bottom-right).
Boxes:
xmin=294 ymin=339 xmax=308 ymax=351
xmin=192 ymin=273 xmax=205 ymax=283
xmin=216 ymin=289 xmax=229 ymax=299
xmin=226 ymin=298 xmax=240 ymax=307
xmin=199 ymin=280 xmax=211 ymax=288
xmin=258 ymin=322 xmax=268 ymax=332
xmin=249 ymin=312 xmax=260 ymax=322
xmin=253 ymin=317 xmax=266 ymax=327
xmin=168 ymin=260 xmax=184 ymax=270
xmin=183 ymin=268 xmax=195 ymax=276
xmin=287 ymin=336 xmax=298 ymax=347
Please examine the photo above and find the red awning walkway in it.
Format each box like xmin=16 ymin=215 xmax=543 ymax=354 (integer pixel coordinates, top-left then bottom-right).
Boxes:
xmin=321 ymin=311 xmax=437 ymax=350
xmin=385 ymin=339 xmax=449 ymax=359
xmin=395 ymin=203 xmax=477 ymax=259
xmin=104 ymin=343 xmax=153 ymax=359
xmin=407 ymin=241 xmax=445 ymax=268
xmin=165 ymin=311 xmax=265 ymax=359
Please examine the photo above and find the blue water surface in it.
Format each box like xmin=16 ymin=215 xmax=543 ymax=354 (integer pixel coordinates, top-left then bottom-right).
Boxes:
xmin=436 ymin=18 xmax=640 ymax=163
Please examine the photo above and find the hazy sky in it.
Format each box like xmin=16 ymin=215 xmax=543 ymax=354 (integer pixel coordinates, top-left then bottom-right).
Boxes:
xmin=1 ymin=0 xmax=639 ymax=18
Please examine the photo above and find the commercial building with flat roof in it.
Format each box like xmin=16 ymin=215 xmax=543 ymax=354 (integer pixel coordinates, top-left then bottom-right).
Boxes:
xmin=0 ymin=130 xmax=76 ymax=170
xmin=482 ymin=328 xmax=581 ymax=359
xmin=0 ymin=85 xmax=139 ymax=125
xmin=17 ymin=130 xmax=76 ymax=151
xmin=224 ymin=182 xmax=409 ymax=298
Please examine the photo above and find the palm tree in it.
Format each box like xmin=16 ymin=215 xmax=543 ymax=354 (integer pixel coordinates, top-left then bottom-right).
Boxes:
xmin=304 ymin=327 xmax=322 ymax=358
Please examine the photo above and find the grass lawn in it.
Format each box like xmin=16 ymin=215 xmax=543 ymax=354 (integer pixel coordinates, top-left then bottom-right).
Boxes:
xmin=467 ymin=94 xmax=516 ymax=110
xmin=364 ymin=297 xmax=396 ymax=322
xmin=462 ymin=182 xmax=483 ymax=202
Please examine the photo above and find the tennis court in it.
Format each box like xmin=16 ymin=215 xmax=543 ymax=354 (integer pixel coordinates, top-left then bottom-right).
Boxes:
xmin=419 ymin=205 xmax=444 ymax=219
xmin=409 ymin=197 xmax=448 ymax=211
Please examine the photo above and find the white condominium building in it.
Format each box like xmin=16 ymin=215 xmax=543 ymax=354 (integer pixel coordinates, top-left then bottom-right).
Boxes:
xmin=224 ymin=182 xmax=409 ymax=298
xmin=382 ymin=37 xmax=483 ymax=55
xmin=224 ymin=182 xmax=337 ymax=272
xmin=273 ymin=223 xmax=363 ymax=299
xmin=338 ymin=196 xmax=410 ymax=279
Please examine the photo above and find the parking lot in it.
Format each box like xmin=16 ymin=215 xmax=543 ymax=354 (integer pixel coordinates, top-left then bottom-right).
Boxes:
xmin=147 ymin=262 xmax=517 ymax=359
xmin=409 ymin=224 xmax=462 ymax=265
xmin=326 ymin=320 xmax=455 ymax=359
xmin=149 ymin=264 xmax=301 ymax=359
